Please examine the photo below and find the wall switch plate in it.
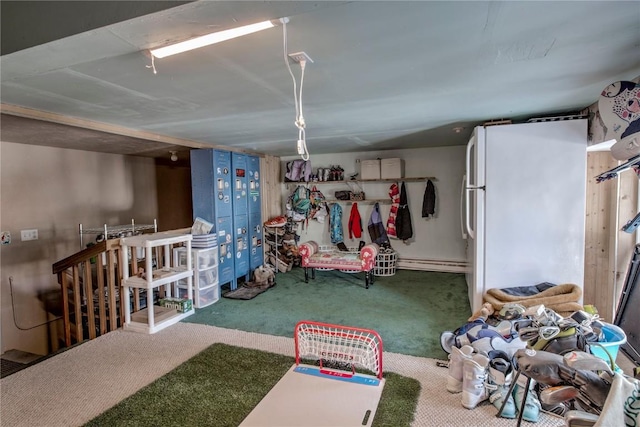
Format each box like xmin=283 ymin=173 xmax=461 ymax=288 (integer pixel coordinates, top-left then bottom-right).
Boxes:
xmin=21 ymin=229 xmax=38 ymax=241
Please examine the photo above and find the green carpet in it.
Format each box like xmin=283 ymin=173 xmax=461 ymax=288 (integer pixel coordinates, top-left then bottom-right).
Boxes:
xmin=186 ymin=268 xmax=471 ymax=360
xmin=85 ymin=343 xmax=421 ymax=427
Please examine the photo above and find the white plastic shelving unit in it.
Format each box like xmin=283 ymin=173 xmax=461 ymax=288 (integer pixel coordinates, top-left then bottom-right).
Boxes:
xmin=120 ymin=230 xmax=194 ymax=334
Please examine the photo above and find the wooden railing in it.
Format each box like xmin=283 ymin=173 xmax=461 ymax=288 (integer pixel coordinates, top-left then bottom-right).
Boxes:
xmin=52 ymin=238 xmax=124 ymax=347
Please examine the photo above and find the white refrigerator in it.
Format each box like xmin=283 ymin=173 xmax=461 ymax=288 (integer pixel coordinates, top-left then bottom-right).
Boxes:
xmin=463 ymin=120 xmax=587 ymax=313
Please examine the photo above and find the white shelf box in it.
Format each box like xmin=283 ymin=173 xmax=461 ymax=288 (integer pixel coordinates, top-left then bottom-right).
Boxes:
xmin=381 ymin=158 xmax=403 ymax=179
xmin=360 ymin=159 xmax=381 ymax=180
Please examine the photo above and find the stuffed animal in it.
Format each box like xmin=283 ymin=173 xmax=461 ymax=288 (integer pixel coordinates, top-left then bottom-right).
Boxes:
xmin=468 ymin=302 xmax=494 ymax=322
xmin=253 ymin=265 xmax=276 ymax=288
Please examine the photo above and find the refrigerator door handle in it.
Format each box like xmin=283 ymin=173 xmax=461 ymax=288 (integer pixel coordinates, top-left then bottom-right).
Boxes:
xmin=466 ymin=134 xmax=475 ymax=187
xmin=461 ymin=175 xmax=468 ymax=239
xmin=465 ymin=185 xmax=475 ymax=240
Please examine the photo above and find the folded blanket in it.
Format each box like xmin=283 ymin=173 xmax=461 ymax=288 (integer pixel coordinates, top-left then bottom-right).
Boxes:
xmin=483 ymin=283 xmax=583 ymax=317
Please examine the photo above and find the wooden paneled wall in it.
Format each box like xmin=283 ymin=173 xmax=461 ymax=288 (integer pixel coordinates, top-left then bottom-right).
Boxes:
xmin=260 ymin=155 xmax=282 ymax=221
xmin=584 ymin=152 xmax=638 ymax=322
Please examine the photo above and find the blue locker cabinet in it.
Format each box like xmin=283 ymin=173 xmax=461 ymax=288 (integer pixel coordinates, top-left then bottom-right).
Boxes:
xmin=191 ymin=149 xmax=236 ymax=289
xmin=231 ymin=153 xmax=248 ymax=216
xmin=233 ymin=214 xmax=250 ymax=282
xmin=249 ymin=212 xmax=264 ymax=269
xmin=191 ymin=150 xmax=262 ymax=289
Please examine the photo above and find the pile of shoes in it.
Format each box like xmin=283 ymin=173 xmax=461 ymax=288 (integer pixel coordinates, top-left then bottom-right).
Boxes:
xmin=441 ymin=303 xmax=616 ymax=422
xmin=314 ymin=165 xmax=345 ymax=182
xmin=441 ymin=313 xmax=540 ymax=421
xmin=264 ymin=220 xmax=300 ymax=273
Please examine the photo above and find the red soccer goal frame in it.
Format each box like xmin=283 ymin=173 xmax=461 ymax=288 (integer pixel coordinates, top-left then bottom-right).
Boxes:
xmin=294 ymin=320 xmax=384 ymax=379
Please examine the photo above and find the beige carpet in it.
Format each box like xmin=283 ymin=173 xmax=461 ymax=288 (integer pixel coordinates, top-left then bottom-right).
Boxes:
xmin=0 ymin=323 xmax=564 ymax=427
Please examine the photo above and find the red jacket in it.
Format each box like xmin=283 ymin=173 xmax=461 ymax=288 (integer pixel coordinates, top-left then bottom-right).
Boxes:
xmin=348 ymin=203 xmax=363 ymax=239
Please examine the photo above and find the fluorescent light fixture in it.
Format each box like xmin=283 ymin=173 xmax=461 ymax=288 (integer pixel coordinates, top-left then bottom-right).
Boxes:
xmin=150 ymin=19 xmax=282 ymax=58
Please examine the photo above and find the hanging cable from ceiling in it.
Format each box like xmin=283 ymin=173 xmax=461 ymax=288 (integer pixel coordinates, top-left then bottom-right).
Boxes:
xmin=280 ymin=18 xmax=312 ymax=161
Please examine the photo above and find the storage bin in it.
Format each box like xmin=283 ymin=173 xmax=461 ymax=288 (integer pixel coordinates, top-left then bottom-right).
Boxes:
xmin=198 ymin=266 xmax=218 ymax=287
xmin=197 ymin=284 xmax=220 ymax=308
xmin=590 ymin=323 xmax=627 ymax=365
xmin=374 ymin=250 xmax=397 ymax=276
xmin=361 ymin=159 xmax=381 ymax=180
xmin=177 ymin=283 xmax=219 ymax=308
xmin=381 ymin=158 xmax=403 ymax=179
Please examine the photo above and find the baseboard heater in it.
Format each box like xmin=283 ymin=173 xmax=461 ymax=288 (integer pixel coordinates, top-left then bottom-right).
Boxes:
xmin=397 ymin=258 xmax=468 ymax=274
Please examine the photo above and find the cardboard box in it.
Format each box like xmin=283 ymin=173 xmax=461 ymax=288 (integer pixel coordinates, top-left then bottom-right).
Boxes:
xmin=381 ymin=158 xmax=403 ymax=179
xmin=360 ymin=159 xmax=381 ymax=180
xmin=159 ymin=297 xmax=193 ymax=313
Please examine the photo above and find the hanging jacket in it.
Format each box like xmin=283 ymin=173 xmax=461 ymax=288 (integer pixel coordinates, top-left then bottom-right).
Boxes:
xmin=330 ymin=203 xmax=344 ymax=244
xmin=386 ymin=183 xmax=400 ymax=238
xmin=395 ymin=182 xmax=413 ymax=241
xmin=348 ymin=203 xmax=363 ymax=239
xmin=422 ymin=179 xmax=436 ymax=218
xmin=367 ymin=202 xmax=390 ymax=245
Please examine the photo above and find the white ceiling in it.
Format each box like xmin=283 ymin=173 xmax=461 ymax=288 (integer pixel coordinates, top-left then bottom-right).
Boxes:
xmin=1 ymin=1 xmax=639 ymax=159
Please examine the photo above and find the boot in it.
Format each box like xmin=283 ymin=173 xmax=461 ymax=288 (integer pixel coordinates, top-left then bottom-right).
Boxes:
xmin=461 ymin=353 xmax=490 ymax=409
xmin=447 ymin=345 xmax=474 ymax=393
xmin=513 ymin=375 xmax=541 ymax=422
xmin=486 ymin=350 xmax=516 ymax=418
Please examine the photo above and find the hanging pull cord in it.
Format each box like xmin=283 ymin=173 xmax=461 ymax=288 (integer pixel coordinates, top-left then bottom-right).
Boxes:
xmin=145 ymin=53 xmax=158 ymax=75
xmin=282 ymin=20 xmax=310 ymax=161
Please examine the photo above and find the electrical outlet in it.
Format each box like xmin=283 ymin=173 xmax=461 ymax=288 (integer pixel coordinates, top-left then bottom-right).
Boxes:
xmin=21 ymin=229 xmax=38 ymax=241
xmin=288 ymin=51 xmax=314 ymax=64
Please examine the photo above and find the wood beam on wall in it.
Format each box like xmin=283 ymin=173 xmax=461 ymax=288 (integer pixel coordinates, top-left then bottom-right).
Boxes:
xmin=584 ymin=152 xmax=639 ymax=322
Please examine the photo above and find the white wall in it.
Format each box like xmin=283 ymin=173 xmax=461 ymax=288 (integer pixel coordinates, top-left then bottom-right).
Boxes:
xmin=281 ymin=146 xmax=467 ymax=263
xmin=0 ymin=142 xmax=158 ymax=355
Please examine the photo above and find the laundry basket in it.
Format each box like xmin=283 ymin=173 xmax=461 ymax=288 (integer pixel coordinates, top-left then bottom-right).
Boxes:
xmin=374 ymin=250 xmax=398 ymax=276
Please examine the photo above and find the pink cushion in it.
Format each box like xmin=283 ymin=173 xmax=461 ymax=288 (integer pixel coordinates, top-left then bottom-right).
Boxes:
xmin=300 ymin=241 xmax=379 ymax=272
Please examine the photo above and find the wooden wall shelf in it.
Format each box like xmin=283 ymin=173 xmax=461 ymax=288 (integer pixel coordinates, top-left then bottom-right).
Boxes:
xmin=287 ymin=176 xmax=436 ymax=185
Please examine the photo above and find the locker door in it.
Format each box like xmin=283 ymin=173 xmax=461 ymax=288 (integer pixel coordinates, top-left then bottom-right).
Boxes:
xmin=216 ymin=216 xmax=235 ymax=289
xmin=214 ymin=150 xmax=233 ymax=218
xmin=234 ymin=214 xmax=250 ymax=283
xmin=231 ymin=153 xmax=248 ymax=216
xmin=190 ymin=149 xmax=216 ymax=224
xmin=249 ymin=212 xmax=264 ymax=269
xmin=247 ymin=155 xmax=261 ymax=215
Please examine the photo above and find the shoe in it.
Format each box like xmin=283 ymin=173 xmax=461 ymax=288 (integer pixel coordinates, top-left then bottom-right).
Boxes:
xmin=461 ymin=353 xmax=489 ymax=409
xmin=358 ymin=240 xmax=366 ymax=251
xmin=447 ymin=345 xmax=474 ymax=393
xmin=513 ymin=375 xmax=541 ymax=422
xmin=440 ymin=320 xmax=485 ymax=354
xmin=469 ymin=335 xmax=526 ymax=359
xmin=336 ymin=242 xmax=349 ymax=251
xmin=486 ymin=350 xmax=516 ymax=419
xmin=264 ymin=216 xmax=286 ymax=227
xmin=538 ymin=384 xmax=569 ymax=417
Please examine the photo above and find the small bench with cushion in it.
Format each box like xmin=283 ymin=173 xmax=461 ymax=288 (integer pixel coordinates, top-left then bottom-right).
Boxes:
xmin=298 ymin=241 xmax=379 ymax=289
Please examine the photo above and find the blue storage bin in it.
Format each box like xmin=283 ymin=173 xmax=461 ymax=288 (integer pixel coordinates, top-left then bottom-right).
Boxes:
xmin=590 ymin=323 xmax=627 ymax=365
